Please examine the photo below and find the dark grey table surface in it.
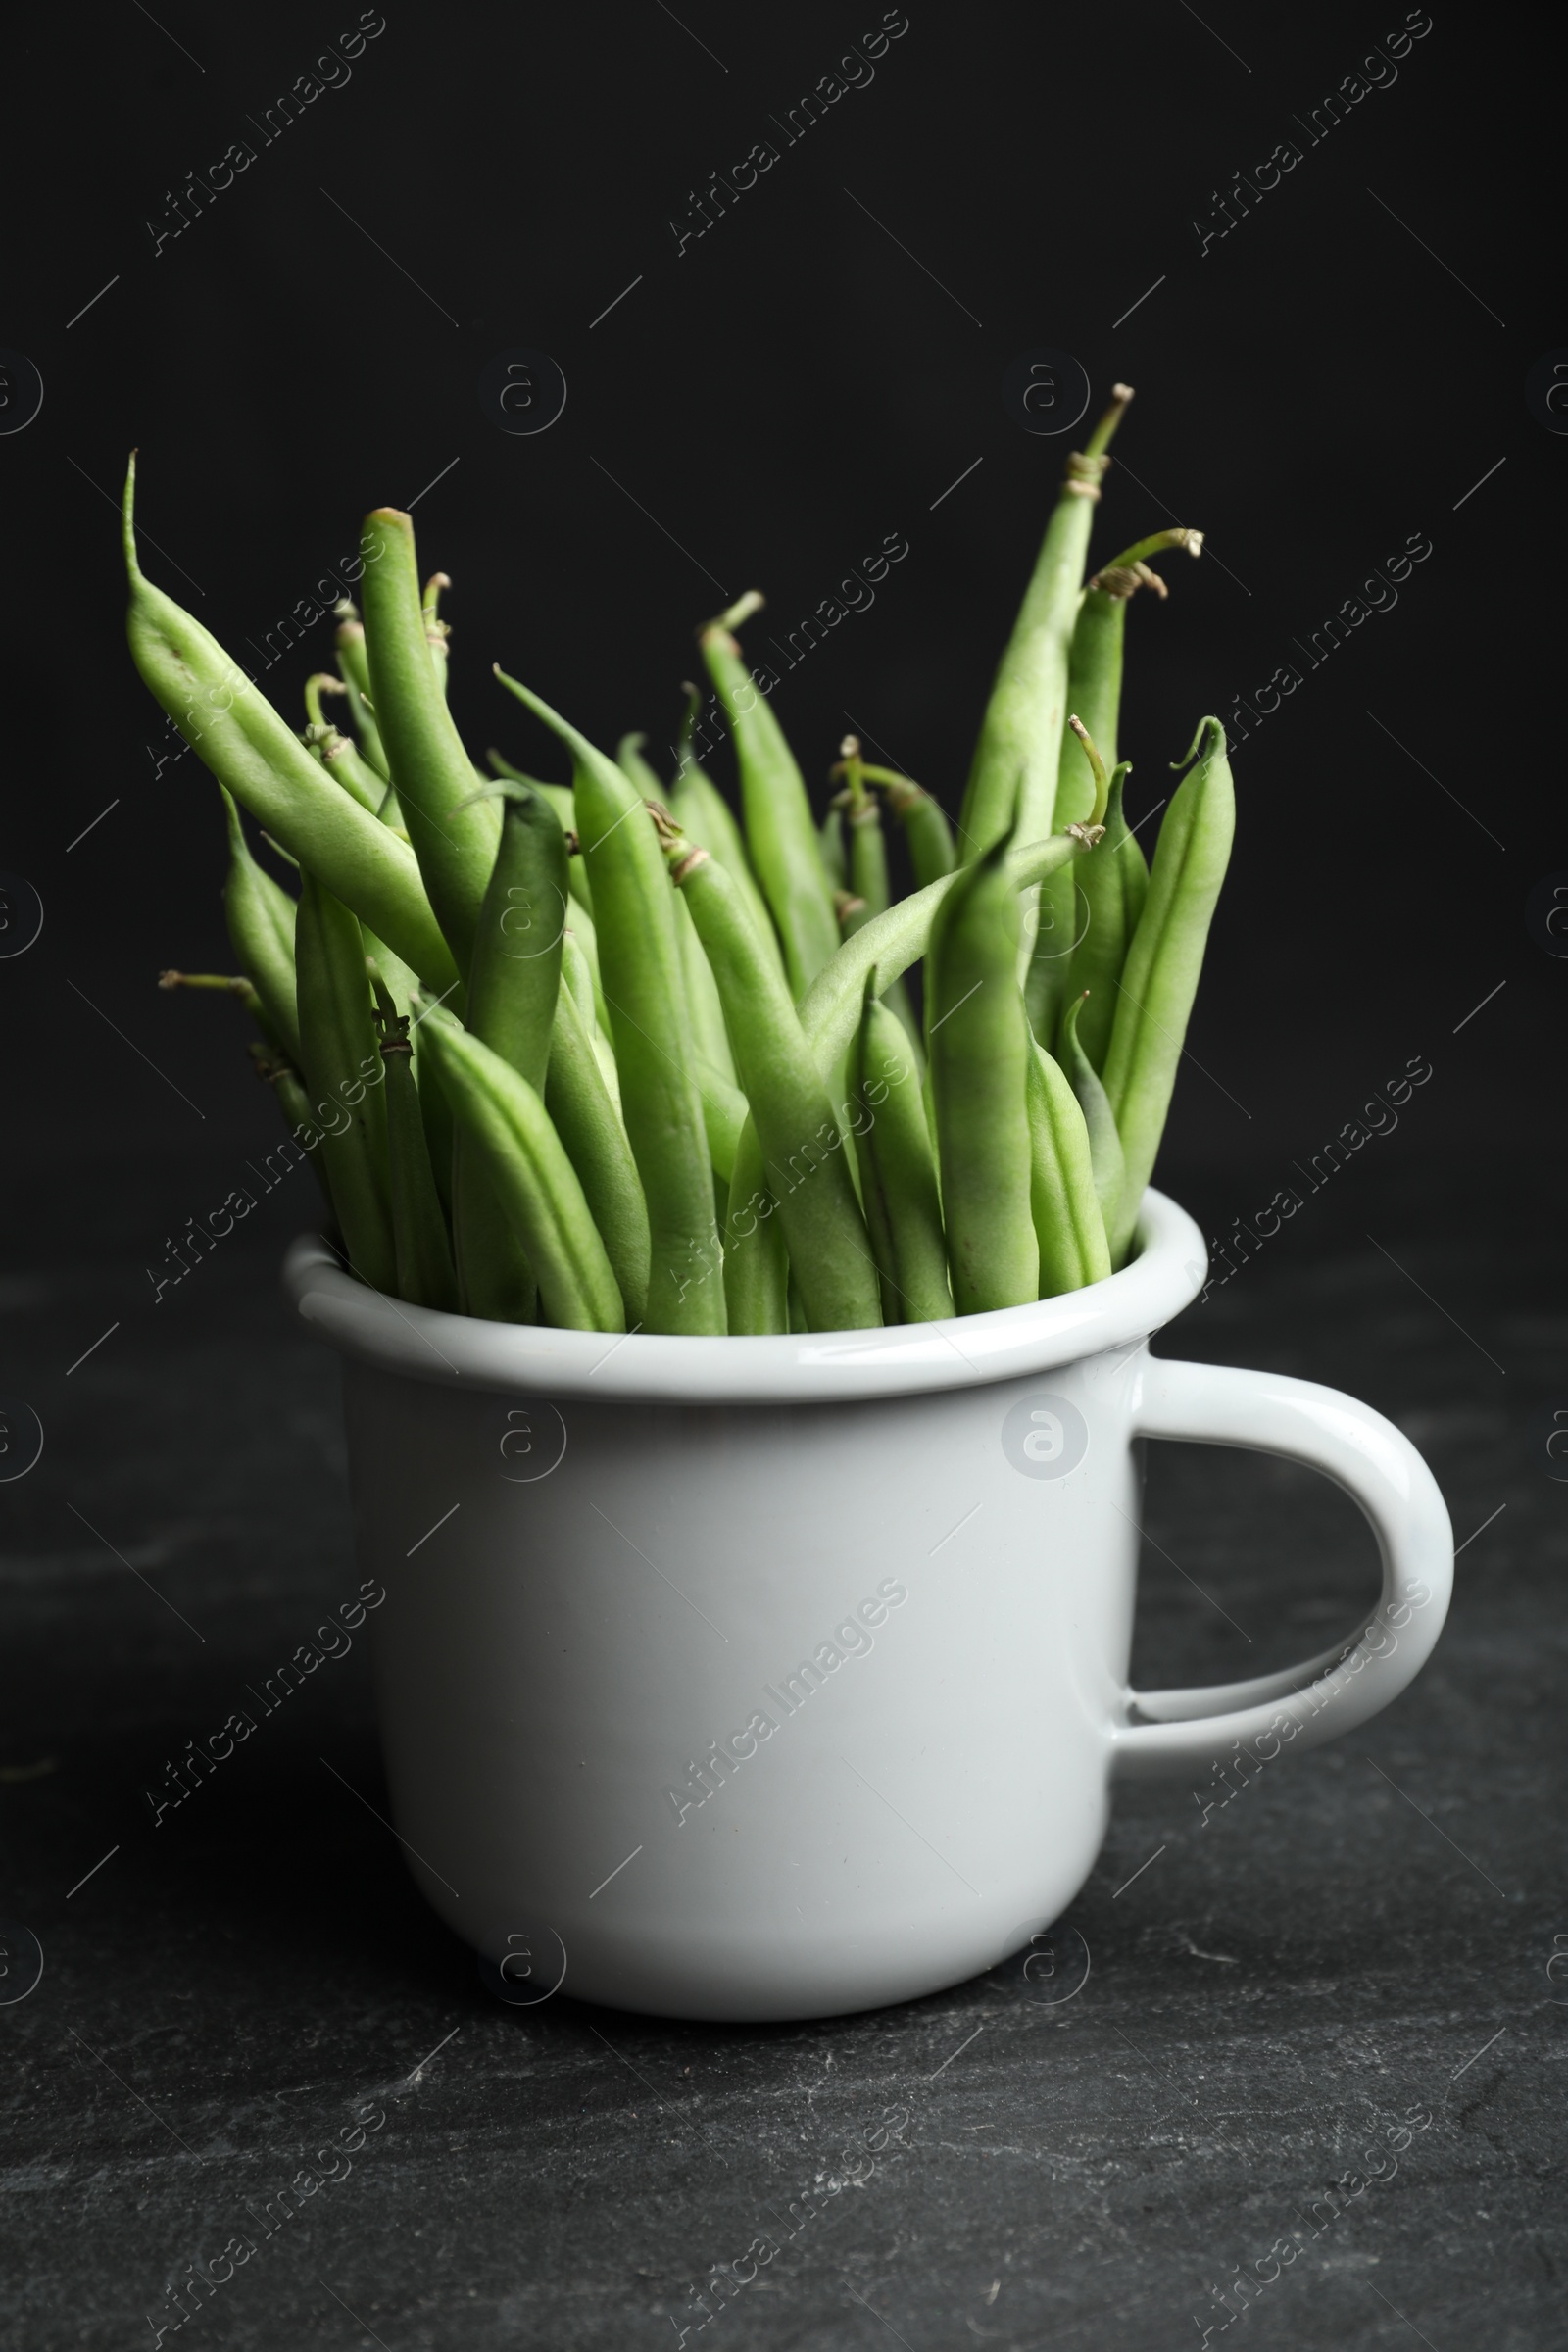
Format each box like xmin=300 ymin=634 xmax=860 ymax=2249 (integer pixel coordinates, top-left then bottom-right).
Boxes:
xmin=2 ymin=1143 xmax=1562 ymax=2351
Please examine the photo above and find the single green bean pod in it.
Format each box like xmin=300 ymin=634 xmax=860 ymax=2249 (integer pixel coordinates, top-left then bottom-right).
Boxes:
xmin=866 ymin=766 xmax=956 ymax=890
xmin=657 ymin=813 xmax=881 ymax=1332
xmin=333 ymin=604 xmax=390 ymax=782
xmin=957 ymin=386 xmax=1133 ymax=859
xmin=415 ymin=1004 xmax=624 ymax=1334
xmin=853 ymin=977 xmax=952 ymax=1324
xmin=1102 ymin=716 xmax=1235 ymax=1264
xmin=927 ymin=838 xmax=1038 ymax=1314
xmin=1025 ymin=714 xmax=1113 ymax=1041
xmin=220 ymin=789 xmax=301 ymax=1066
xmin=494 ymin=667 xmax=723 ymax=1334
xmin=1025 ymin=1040 xmax=1111 ymax=1298
xmin=1065 ymin=762 xmax=1146 ymax=1072
xmin=1059 ymin=992 xmax=1125 ymax=1236
xmin=692 ymin=1054 xmax=748 ymax=1187
xmin=295 ymin=872 xmax=397 ymax=1294
xmin=563 ymin=902 xmax=611 ymax=1043
xmin=543 ymin=978 xmax=650 ymax=1326
xmin=698 ymin=595 xmax=839 ymax=998
xmin=675 ymin=892 xmax=737 ymax=1084
xmin=447 ymin=778 xmax=570 ymax=1322
xmin=122 ymin=462 xmax=456 ymax=992
xmin=723 ymin=1120 xmax=789 ymax=1335
xmin=358 ymin=509 xmax=500 ymax=977
xmin=369 ymin=975 xmax=458 ymax=1311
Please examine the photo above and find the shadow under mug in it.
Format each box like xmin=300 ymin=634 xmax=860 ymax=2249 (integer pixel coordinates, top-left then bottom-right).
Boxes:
xmin=286 ymin=1188 xmax=1453 ymax=2022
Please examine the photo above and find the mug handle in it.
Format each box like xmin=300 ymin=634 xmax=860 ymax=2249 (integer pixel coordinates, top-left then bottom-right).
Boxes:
xmin=1110 ymin=1356 xmax=1453 ymax=1782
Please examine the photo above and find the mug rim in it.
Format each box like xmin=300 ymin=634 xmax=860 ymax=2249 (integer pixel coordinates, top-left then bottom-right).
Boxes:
xmin=282 ymin=1188 xmax=1206 ymax=1405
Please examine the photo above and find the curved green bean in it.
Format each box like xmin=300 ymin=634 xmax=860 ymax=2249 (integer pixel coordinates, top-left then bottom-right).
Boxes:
xmin=415 ymin=1004 xmax=624 ymax=1334
xmin=957 ymin=386 xmax=1132 ymax=858
xmin=853 ymin=979 xmax=952 ymax=1323
xmin=1102 ymin=716 xmax=1235 ymax=1263
xmin=494 ymin=667 xmax=723 ymax=1334
xmin=358 ymin=509 xmax=500 ymax=976
xmin=698 ymin=596 xmax=839 ymax=997
xmin=122 ymin=464 xmax=457 ymax=993
xmin=927 ymin=841 xmax=1038 ymax=1314
xmin=1025 ymin=1040 xmax=1110 ymax=1297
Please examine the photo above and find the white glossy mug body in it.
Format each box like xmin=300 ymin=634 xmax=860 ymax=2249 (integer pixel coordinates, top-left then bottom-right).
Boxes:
xmin=286 ymin=1190 xmax=1453 ymax=2022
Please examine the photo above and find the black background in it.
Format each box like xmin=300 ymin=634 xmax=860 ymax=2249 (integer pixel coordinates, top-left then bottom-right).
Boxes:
xmin=3 ymin=0 xmax=1562 ymax=1198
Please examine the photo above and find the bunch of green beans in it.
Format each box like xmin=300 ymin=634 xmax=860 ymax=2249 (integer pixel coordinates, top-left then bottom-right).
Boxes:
xmin=129 ymin=382 xmax=1233 ymax=1336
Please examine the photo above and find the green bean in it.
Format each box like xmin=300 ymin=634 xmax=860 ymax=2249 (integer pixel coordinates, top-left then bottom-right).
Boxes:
xmin=542 ymin=978 xmax=650 ymax=1325
xmin=853 ymin=977 xmax=952 ymax=1323
xmin=1025 ymin=713 xmax=1114 ymax=1041
xmin=494 ymin=667 xmax=723 ymax=1334
xmin=675 ymin=891 xmax=737 ymax=1083
xmin=723 ymin=1120 xmax=788 ymax=1334
xmin=332 ymin=604 xmax=390 ymax=781
xmin=698 ymin=595 xmax=839 ymax=997
xmin=446 ymin=779 xmax=568 ymax=1322
xmin=369 ymin=975 xmax=458 ymax=1310
xmin=692 ymin=1053 xmax=747 ymax=1186
xmin=122 ymin=465 xmax=456 ymax=991
xmin=220 ymin=788 xmax=301 ymax=1066
xmin=1102 ymin=716 xmax=1235 ymax=1263
xmin=861 ymin=765 xmax=955 ymax=889
xmin=295 ymin=872 xmax=397 ymax=1293
xmin=562 ymin=925 xmax=596 ymax=1026
xmin=490 ymin=751 xmax=596 ymax=920
xmin=1024 ymin=1040 xmax=1110 ymax=1297
xmin=1054 ymin=526 xmax=1203 ymax=828
xmin=1065 ymin=762 xmax=1145 ymax=1071
xmin=833 ymin=739 xmax=922 ymax=1060
xmin=301 ymin=694 xmax=387 ymax=816
xmin=957 ymin=385 xmax=1133 ymax=858
xmin=465 ymin=780 xmax=567 ymax=1083
xmin=658 ymin=813 xmax=881 ymax=1331
xmin=623 ymin=729 xmax=736 ymax=1081
xmin=1058 ymin=991 xmax=1125 ymax=1235
xmin=422 ymin=570 xmax=451 ymax=697
xmin=927 ymin=839 xmax=1038 ymax=1314
xmin=564 ymin=902 xmax=611 ymax=1042
xmin=669 ymin=683 xmax=785 ymax=978
xmin=415 ymin=1004 xmax=624 ymax=1333
xmin=358 ymin=509 xmax=500 ymax=976
xmin=797 ymin=829 xmax=1088 ymax=1085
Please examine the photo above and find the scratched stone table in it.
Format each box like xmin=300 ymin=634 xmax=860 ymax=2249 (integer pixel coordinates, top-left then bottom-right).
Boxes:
xmin=2 ymin=1139 xmax=1563 ymax=2351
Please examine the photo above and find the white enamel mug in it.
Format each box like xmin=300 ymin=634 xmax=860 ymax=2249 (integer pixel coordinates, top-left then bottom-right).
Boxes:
xmin=286 ymin=1189 xmax=1452 ymax=2023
